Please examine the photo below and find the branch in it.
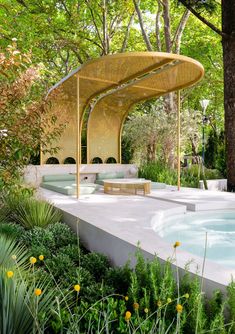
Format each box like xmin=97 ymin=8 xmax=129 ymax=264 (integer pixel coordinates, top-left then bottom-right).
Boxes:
xmin=120 ymin=11 xmax=135 ymax=52
xmin=110 ymin=15 xmax=119 ymax=33
xmin=83 ymin=36 xmax=103 ymax=51
xmin=16 ymin=0 xmax=28 ymax=8
xmin=178 ymin=0 xmax=224 ymax=37
xmin=85 ymin=0 xmax=105 ymax=52
xmin=102 ymin=0 xmax=109 ymax=54
xmin=132 ymin=0 xmax=153 ymax=51
xmin=172 ymin=9 xmax=191 ymax=54
xmin=70 ymin=47 xmax=84 ymax=64
xmin=60 ymin=0 xmax=71 ymax=17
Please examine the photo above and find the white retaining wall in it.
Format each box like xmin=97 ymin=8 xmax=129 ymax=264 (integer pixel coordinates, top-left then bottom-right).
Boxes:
xmin=24 ymin=164 xmax=138 ymax=187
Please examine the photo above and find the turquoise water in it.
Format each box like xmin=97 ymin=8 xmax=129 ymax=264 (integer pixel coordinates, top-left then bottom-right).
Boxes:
xmin=155 ymin=211 xmax=235 ymax=268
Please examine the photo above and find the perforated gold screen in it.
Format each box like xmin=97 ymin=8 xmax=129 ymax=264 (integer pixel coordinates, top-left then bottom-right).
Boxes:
xmin=42 ymin=52 xmax=204 ymax=165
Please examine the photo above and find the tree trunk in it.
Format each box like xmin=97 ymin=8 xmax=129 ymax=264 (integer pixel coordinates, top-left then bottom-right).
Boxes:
xmin=173 ymin=9 xmax=190 ymax=54
xmin=222 ymin=0 xmax=235 ymax=191
xmin=162 ymin=0 xmax=171 ymax=52
xmin=147 ymin=142 xmax=156 ymax=162
xmin=133 ymin=0 xmax=153 ymax=51
xmin=121 ymin=12 xmax=135 ymax=52
xmin=155 ymin=0 xmax=162 ymax=51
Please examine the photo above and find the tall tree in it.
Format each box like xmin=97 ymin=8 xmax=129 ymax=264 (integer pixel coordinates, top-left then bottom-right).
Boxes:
xmin=132 ymin=0 xmax=191 ymax=166
xmin=0 ymin=0 xmax=137 ymax=80
xmin=177 ymin=0 xmax=235 ymax=190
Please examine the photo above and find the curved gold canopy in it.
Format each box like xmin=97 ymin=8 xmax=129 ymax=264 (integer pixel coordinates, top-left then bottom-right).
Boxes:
xmin=44 ymin=52 xmax=204 ymax=166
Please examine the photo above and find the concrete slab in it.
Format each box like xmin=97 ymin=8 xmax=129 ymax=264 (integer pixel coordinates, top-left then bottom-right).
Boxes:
xmin=148 ymin=186 xmax=235 ymax=211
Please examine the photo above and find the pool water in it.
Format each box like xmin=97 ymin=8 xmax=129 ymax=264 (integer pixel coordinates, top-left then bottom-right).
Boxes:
xmin=154 ymin=211 xmax=235 ymax=269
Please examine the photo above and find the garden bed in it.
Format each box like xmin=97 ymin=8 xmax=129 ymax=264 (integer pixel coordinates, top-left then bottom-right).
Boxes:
xmin=0 ymin=192 xmax=235 ymax=333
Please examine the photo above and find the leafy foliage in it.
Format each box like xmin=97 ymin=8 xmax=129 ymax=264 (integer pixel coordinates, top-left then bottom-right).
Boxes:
xmin=139 ymin=161 xmax=223 ymax=188
xmin=0 ymin=194 xmax=62 ymax=229
xmin=20 ymin=222 xmax=77 ymax=257
xmin=81 ymin=252 xmax=111 ymax=282
xmin=0 ymin=234 xmax=58 ymax=334
xmin=0 ymin=42 xmax=65 ymax=190
xmin=0 ymin=223 xmax=25 ymax=239
xmin=16 ymin=199 xmax=62 ymax=229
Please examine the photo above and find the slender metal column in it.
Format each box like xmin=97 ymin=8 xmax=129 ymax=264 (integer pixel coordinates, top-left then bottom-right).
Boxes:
xmin=76 ymin=75 xmax=80 ymax=198
xmin=40 ymin=145 xmax=42 ymax=165
xmin=177 ymin=90 xmax=181 ymax=191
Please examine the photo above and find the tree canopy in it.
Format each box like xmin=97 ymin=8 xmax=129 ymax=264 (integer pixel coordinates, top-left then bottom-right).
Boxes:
xmin=0 ymin=0 xmax=227 ymax=185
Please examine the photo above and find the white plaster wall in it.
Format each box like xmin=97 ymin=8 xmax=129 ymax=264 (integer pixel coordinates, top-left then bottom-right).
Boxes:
xmin=24 ymin=164 xmax=138 ymax=187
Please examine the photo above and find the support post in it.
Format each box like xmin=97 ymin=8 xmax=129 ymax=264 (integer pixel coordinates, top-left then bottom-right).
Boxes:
xmin=177 ymin=90 xmax=181 ymax=191
xmin=76 ymin=75 xmax=80 ymax=198
xmin=40 ymin=145 xmax=42 ymax=165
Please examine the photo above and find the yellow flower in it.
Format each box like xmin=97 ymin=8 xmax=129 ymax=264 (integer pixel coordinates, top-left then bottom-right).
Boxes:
xmin=74 ymin=284 xmax=81 ymax=292
xmin=184 ymin=293 xmax=189 ymax=299
xmin=125 ymin=311 xmax=131 ymax=321
xmin=173 ymin=241 xmax=181 ymax=248
xmin=30 ymin=257 xmax=37 ymax=264
xmin=157 ymin=300 xmax=162 ymax=307
xmin=133 ymin=302 xmax=139 ymax=310
xmin=167 ymin=298 xmax=172 ymax=304
xmin=144 ymin=308 xmax=148 ymax=314
xmin=124 ymin=296 xmax=129 ymax=301
xmin=34 ymin=288 xmax=42 ymax=296
xmin=11 ymin=255 xmax=17 ymax=261
xmin=39 ymin=255 xmax=44 ymax=261
xmin=176 ymin=304 xmax=183 ymax=313
xmin=6 ymin=271 xmax=14 ymax=278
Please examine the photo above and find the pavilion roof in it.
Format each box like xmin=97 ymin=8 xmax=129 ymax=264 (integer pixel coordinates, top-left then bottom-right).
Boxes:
xmin=49 ymin=52 xmax=204 ymax=109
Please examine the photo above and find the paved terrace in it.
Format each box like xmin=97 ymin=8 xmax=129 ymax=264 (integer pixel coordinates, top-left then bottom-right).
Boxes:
xmin=149 ymin=186 xmax=235 ymax=211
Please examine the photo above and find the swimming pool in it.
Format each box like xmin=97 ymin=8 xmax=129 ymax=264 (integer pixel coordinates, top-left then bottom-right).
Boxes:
xmin=154 ymin=211 xmax=235 ymax=269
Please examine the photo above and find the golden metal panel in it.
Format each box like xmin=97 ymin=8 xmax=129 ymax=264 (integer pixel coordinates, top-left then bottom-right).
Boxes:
xmin=43 ymin=52 xmax=204 ymax=180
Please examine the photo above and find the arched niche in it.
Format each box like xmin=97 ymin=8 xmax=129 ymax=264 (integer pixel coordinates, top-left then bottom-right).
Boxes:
xmin=106 ymin=157 xmax=117 ymax=163
xmin=91 ymin=157 xmax=103 ymax=164
xmin=46 ymin=157 xmax=59 ymax=164
xmin=64 ymin=157 xmax=76 ymax=164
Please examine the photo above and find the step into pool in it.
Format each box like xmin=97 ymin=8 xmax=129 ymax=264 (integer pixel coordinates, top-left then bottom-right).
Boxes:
xmin=154 ymin=210 xmax=235 ymax=269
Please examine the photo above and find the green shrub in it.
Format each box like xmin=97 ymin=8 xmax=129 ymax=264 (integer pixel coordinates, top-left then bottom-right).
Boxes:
xmin=44 ymin=255 xmax=95 ymax=289
xmin=104 ymin=264 xmax=132 ymax=294
xmin=0 ymin=193 xmax=61 ymax=229
xmin=57 ymin=244 xmax=82 ymax=265
xmin=139 ymin=162 xmax=177 ymax=185
xmin=0 ymin=222 xmax=25 ymax=239
xmin=47 ymin=222 xmax=77 ymax=248
xmin=227 ymin=280 xmax=235 ymax=332
xmin=45 ymin=253 xmax=75 ymax=281
xmin=71 ymin=267 xmax=95 ymax=288
xmin=19 ymin=223 xmax=78 ymax=259
xmin=20 ymin=227 xmax=56 ymax=258
xmin=82 ymin=282 xmax=115 ymax=304
xmin=81 ymin=252 xmax=110 ymax=282
xmin=16 ymin=198 xmax=62 ymax=229
xmin=139 ymin=161 xmax=223 ymax=189
xmin=0 ymin=192 xmax=31 ymax=224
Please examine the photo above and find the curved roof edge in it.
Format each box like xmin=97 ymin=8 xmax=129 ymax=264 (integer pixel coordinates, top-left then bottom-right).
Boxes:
xmin=47 ymin=52 xmax=204 ymax=97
